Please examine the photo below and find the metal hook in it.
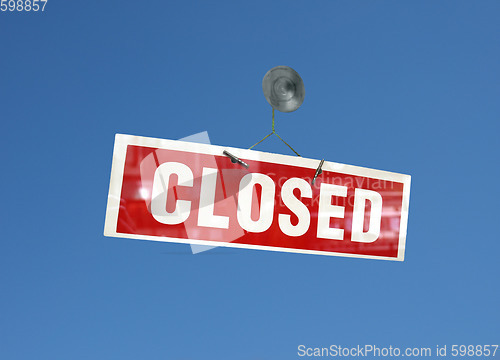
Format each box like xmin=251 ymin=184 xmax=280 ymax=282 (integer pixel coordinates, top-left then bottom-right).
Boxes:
xmin=223 ymin=150 xmax=249 ymax=169
xmin=312 ymin=159 xmax=324 ymax=185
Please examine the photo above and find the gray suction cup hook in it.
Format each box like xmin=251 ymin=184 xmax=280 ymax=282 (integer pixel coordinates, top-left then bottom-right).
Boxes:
xmin=249 ymin=66 xmax=305 ymax=156
xmin=262 ymin=66 xmax=305 ymax=113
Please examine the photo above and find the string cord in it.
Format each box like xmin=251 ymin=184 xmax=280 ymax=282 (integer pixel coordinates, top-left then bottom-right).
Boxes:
xmin=249 ymin=108 xmax=301 ymax=156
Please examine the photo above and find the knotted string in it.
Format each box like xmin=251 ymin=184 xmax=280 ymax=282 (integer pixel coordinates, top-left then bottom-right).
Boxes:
xmin=249 ymin=108 xmax=301 ymax=156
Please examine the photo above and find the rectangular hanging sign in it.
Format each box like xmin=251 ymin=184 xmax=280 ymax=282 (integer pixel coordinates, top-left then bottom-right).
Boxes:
xmin=104 ymin=134 xmax=411 ymax=261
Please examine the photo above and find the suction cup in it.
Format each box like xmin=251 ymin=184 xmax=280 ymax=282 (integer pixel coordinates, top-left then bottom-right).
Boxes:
xmin=262 ymin=66 xmax=305 ymax=113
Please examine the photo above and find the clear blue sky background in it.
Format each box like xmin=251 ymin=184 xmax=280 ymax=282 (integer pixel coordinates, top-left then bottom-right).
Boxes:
xmin=1 ymin=1 xmax=499 ymax=359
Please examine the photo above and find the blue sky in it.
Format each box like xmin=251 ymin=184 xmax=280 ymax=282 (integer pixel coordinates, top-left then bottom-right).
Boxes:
xmin=1 ymin=1 xmax=499 ymax=359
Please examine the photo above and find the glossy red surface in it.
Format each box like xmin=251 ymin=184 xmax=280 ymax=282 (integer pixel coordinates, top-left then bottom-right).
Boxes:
xmin=116 ymin=145 xmax=405 ymax=258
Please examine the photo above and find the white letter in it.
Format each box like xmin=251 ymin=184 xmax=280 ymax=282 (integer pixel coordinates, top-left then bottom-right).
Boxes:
xmin=151 ymin=162 xmax=193 ymax=225
xmin=317 ymin=183 xmax=347 ymax=240
xmin=197 ymin=167 xmax=229 ymax=229
xmin=351 ymin=188 xmax=382 ymax=243
xmin=278 ymin=178 xmax=312 ymax=236
xmin=237 ymin=173 xmax=275 ymax=233
xmin=297 ymin=345 xmax=306 ymax=356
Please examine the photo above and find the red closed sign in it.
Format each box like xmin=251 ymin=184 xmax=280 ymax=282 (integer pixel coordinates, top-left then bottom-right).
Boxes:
xmin=104 ymin=134 xmax=411 ymax=260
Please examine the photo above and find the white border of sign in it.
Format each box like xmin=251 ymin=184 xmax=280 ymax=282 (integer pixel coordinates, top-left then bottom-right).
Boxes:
xmin=104 ymin=134 xmax=411 ymax=261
